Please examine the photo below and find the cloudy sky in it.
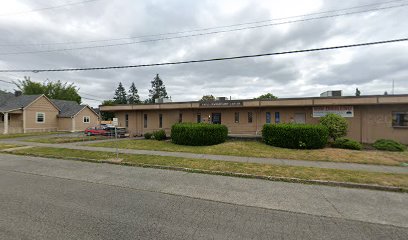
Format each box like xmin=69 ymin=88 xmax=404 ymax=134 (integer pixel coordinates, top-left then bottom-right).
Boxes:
xmin=0 ymin=0 xmax=407 ymax=106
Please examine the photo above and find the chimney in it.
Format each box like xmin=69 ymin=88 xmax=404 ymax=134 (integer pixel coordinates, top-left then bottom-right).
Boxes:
xmin=14 ymin=91 xmax=22 ymax=97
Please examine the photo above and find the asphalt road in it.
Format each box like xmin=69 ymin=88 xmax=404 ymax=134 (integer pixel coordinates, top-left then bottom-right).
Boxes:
xmin=1 ymin=154 xmax=407 ymax=239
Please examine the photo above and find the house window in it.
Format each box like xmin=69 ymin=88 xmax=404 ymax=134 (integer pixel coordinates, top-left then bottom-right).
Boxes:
xmin=159 ymin=114 xmax=163 ymax=128
xmin=125 ymin=113 xmax=129 ymax=127
xmin=248 ymin=112 xmax=253 ymax=123
xmin=234 ymin=112 xmax=240 ymax=123
xmin=197 ymin=113 xmax=201 ymax=123
xmin=392 ymin=112 xmax=408 ymax=127
xmin=266 ymin=112 xmax=271 ymax=124
xmin=275 ymin=112 xmax=280 ymax=123
xmin=83 ymin=116 xmax=90 ymax=123
xmin=144 ymin=114 xmax=147 ymax=128
xmin=1 ymin=114 xmax=10 ymax=122
xmin=179 ymin=113 xmax=183 ymax=123
xmin=36 ymin=112 xmax=45 ymax=123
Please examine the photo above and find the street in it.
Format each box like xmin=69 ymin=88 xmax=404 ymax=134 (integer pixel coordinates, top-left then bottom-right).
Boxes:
xmin=0 ymin=154 xmax=407 ymax=239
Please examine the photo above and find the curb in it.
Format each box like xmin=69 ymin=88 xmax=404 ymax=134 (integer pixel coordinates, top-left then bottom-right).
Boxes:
xmin=7 ymin=151 xmax=408 ymax=193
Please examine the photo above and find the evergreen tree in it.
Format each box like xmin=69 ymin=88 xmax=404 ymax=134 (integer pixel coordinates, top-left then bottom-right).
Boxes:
xmin=148 ymin=74 xmax=168 ymax=103
xmin=113 ymin=82 xmax=127 ymax=104
xmin=355 ymin=88 xmax=361 ymax=96
xmin=127 ymin=82 xmax=140 ymax=104
xmin=100 ymin=100 xmax=115 ymax=120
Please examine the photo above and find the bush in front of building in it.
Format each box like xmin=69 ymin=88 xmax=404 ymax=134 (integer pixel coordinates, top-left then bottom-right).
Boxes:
xmin=144 ymin=132 xmax=152 ymax=139
xmin=152 ymin=130 xmax=166 ymax=141
xmin=171 ymin=123 xmax=228 ymax=146
xmin=372 ymin=139 xmax=406 ymax=152
xmin=319 ymin=113 xmax=348 ymax=141
xmin=262 ymin=123 xmax=328 ymax=149
xmin=331 ymin=138 xmax=362 ymax=150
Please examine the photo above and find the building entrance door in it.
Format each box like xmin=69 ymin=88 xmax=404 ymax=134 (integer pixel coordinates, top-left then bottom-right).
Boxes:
xmin=212 ymin=113 xmax=221 ymax=124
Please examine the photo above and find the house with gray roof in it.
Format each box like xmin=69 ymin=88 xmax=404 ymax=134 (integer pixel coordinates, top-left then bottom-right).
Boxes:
xmin=0 ymin=91 xmax=99 ymax=134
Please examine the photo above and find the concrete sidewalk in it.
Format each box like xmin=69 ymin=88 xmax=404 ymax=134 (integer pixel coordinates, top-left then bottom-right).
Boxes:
xmin=0 ymin=153 xmax=407 ymax=229
xmin=1 ymin=138 xmax=407 ymax=174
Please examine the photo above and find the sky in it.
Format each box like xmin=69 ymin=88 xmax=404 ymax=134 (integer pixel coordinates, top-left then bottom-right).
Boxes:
xmin=0 ymin=0 xmax=407 ymax=107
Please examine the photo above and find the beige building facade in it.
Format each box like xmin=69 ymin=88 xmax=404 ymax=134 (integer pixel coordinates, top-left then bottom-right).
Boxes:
xmin=101 ymin=94 xmax=408 ymax=144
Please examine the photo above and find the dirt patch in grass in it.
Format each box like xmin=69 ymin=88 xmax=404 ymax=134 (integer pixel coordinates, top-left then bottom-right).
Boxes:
xmin=8 ymin=146 xmax=408 ymax=189
xmin=0 ymin=143 xmax=21 ymax=150
xmin=88 ymin=140 xmax=408 ymax=166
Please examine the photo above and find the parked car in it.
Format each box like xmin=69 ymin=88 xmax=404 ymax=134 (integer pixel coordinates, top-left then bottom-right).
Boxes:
xmin=84 ymin=127 xmax=107 ymax=136
xmin=103 ymin=126 xmax=130 ymax=138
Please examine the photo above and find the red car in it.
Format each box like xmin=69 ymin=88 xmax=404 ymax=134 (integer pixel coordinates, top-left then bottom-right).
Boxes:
xmin=84 ymin=127 xmax=107 ymax=136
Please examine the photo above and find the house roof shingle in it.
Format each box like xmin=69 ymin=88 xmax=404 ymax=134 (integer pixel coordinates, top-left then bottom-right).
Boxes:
xmin=51 ymin=99 xmax=87 ymax=117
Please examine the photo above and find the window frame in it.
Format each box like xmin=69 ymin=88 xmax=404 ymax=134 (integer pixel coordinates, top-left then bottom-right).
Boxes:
xmin=248 ymin=112 xmax=253 ymax=123
xmin=197 ymin=113 xmax=201 ymax=123
xmin=125 ymin=113 xmax=129 ymax=127
xmin=159 ymin=113 xmax=163 ymax=128
xmin=392 ymin=112 xmax=408 ymax=128
xmin=179 ymin=113 xmax=183 ymax=123
xmin=83 ymin=116 xmax=90 ymax=123
xmin=234 ymin=112 xmax=240 ymax=123
xmin=266 ymin=112 xmax=271 ymax=124
xmin=275 ymin=112 xmax=280 ymax=123
xmin=36 ymin=112 xmax=45 ymax=123
xmin=143 ymin=114 xmax=147 ymax=128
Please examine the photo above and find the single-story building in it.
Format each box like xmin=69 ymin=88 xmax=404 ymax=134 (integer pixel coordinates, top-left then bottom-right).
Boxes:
xmin=100 ymin=93 xmax=408 ymax=144
xmin=0 ymin=91 xmax=99 ymax=134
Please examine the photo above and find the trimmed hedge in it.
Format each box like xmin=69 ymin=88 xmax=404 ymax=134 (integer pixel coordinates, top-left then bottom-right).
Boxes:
xmin=144 ymin=132 xmax=152 ymax=139
xmin=262 ymin=123 xmax=328 ymax=149
xmin=171 ymin=123 xmax=228 ymax=146
xmin=152 ymin=130 xmax=166 ymax=141
xmin=332 ymin=138 xmax=362 ymax=150
xmin=372 ymin=139 xmax=406 ymax=152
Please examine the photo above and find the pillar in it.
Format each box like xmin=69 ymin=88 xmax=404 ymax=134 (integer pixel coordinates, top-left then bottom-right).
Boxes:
xmin=3 ymin=112 xmax=8 ymax=134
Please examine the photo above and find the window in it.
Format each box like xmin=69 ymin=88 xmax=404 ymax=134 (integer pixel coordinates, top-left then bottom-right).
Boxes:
xmin=234 ymin=112 xmax=240 ymax=123
xmin=392 ymin=112 xmax=408 ymax=127
xmin=1 ymin=114 xmax=10 ymax=122
xmin=248 ymin=112 xmax=253 ymax=123
xmin=36 ymin=112 xmax=45 ymax=123
xmin=144 ymin=114 xmax=147 ymax=128
xmin=125 ymin=113 xmax=129 ymax=127
xmin=266 ymin=112 xmax=271 ymax=124
xmin=159 ymin=114 xmax=163 ymax=128
xmin=197 ymin=113 xmax=201 ymax=123
xmin=275 ymin=112 xmax=280 ymax=123
xmin=83 ymin=116 xmax=90 ymax=123
xmin=179 ymin=113 xmax=183 ymax=123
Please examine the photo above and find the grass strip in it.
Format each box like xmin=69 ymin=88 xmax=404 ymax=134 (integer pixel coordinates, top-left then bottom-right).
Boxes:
xmin=88 ymin=140 xmax=408 ymax=166
xmin=0 ymin=143 xmax=20 ymax=150
xmin=24 ymin=136 xmax=109 ymax=144
xmin=8 ymin=146 xmax=408 ymax=189
xmin=0 ymin=131 xmax=66 ymax=139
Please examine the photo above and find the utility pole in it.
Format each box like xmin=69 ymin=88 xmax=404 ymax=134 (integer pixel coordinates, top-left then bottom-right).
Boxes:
xmin=392 ymin=80 xmax=395 ymax=95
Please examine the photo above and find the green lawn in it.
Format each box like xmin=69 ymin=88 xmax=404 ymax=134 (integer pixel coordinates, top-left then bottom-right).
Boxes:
xmin=24 ymin=135 xmax=109 ymax=144
xmin=0 ymin=131 xmax=66 ymax=139
xmin=0 ymin=143 xmax=20 ymax=150
xmin=7 ymin=146 xmax=408 ymax=189
xmin=87 ymin=139 xmax=408 ymax=166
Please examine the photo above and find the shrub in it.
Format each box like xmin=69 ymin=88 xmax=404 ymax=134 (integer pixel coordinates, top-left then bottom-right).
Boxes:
xmin=332 ymin=138 xmax=362 ymax=150
xmin=144 ymin=132 xmax=152 ymax=139
xmin=262 ymin=123 xmax=328 ymax=149
xmin=372 ymin=139 xmax=406 ymax=152
xmin=152 ymin=129 xmax=166 ymax=141
xmin=319 ymin=113 xmax=348 ymax=141
xmin=171 ymin=123 xmax=228 ymax=146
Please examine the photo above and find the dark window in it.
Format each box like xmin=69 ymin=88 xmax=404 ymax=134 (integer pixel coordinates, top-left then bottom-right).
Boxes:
xmin=392 ymin=112 xmax=408 ymax=127
xmin=234 ymin=112 xmax=239 ymax=123
xmin=143 ymin=114 xmax=147 ymax=128
xmin=1 ymin=114 xmax=10 ymax=122
xmin=248 ymin=112 xmax=253 ymax=123
xmin=83 ymin=116 xmax=90 ymax=123
xmin=159 ymin=114 xmax=163 ymax=128
xmin=36 ymin=112 xmax=44 ymax=123
xmin=197 ymin=113 xmax=201 ymax=123
xmin=179 ymin=113 xmax=183 ymax=123
xmin=266 ymin=112 xmax=271 ymax=124
xmin=275 ymin=112 xmax=280 ymax=123
xmin=125 ymin=114 xmax=129 ymax=127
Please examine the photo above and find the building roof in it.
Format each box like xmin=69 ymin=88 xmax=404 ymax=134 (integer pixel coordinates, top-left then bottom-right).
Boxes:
xmin=51 ymin=99 xmax=87 ymax=117
xmin=0 ymin=93 xmax=42 ymax=112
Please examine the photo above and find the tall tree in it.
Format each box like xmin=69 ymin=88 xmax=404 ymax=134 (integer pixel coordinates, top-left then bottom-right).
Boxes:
xmin=15 ymin=76 xmax=81 ymax=103
xmin=113 ymin=82 xmax=127 ymax=104
xmin=355 ymin=88 xmax=361 ymax=96
xmin=127 ymin=82 xmax=140 ymax=104
xmin=200 ymin=95 xmax=215 ymax=101
xmin=100 ymin=100 xmax=115 ymax=120
xmin=148 ymin=74 xmax=168 ymax=103
xmin=254 ymin=93 xmax=278 ymax=100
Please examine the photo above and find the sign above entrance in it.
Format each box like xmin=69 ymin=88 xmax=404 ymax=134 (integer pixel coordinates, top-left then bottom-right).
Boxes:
xmin=199 ymin=101 xmax=243 ymax=107
xmin=313 ymin=106 xmax=354 ymax=118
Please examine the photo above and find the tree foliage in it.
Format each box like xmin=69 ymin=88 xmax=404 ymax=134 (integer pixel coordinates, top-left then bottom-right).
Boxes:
xmin=355 ymin=88 xmax=361 ymax=96
xmin=200 ymin=95 xmax=215 ymax=101
xmin=148 ymin=74 xmax=168 ymax=103
xmin=254 ymin=93 xmax=278 ymax=100
xmin=113 ymin=82 xmax=127 ymax=104
xmin=319 ymin=113 xmax=348 ymax=141
xmin=100 ymin=100 xmax=115 ymax=120
xmin=127 ymin=82 xmax=140 ymax=104
xmin=15 ymin=76 xmax=81 ymax=103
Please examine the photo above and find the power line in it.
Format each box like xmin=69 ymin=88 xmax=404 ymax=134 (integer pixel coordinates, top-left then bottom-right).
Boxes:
xmin=1 ymin=37 xmax=406 ymax=73
xmin=0 ymin=0 xmax=101 ymax=17
xmin=0 ymin=3 xmax=406 ymax=55
xmin=0 ymin=79 xmax=14 ymax=84
xmin=1 ymin=0 xmax=405 ymax=47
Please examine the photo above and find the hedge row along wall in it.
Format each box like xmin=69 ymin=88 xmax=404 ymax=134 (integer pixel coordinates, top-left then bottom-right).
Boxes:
xmin=171 ymin=123 xmax=228 ymax=146
xmin=262 ymin=123 xmax=328 ymax=149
